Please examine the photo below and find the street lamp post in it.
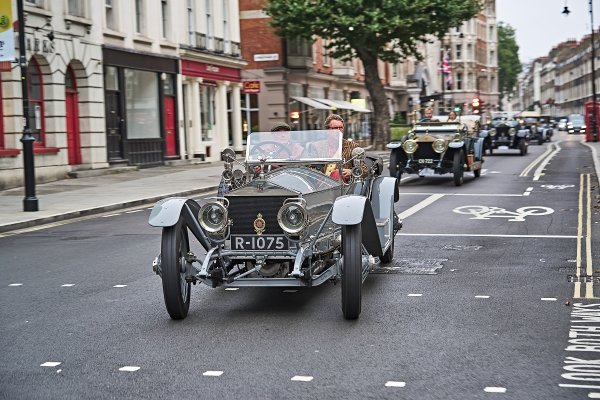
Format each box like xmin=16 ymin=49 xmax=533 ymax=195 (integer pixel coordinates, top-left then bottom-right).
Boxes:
xmin=16 ymin=0 xmax=38 ymax=211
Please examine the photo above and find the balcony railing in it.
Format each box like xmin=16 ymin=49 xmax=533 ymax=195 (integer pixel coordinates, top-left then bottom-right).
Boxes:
xmin=189 ymin=33 xmax=241 ymax=58
xmin=195 ymin=32 xmax=206 ymax=49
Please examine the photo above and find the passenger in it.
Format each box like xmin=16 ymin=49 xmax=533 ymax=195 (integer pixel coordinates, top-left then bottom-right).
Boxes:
xmin=420 ymin=107 xmax=434 ymax=122
xmin=320 ymin=114 xmax=368 ymax=181
xmin=447 ymin=111 xmax=458 ymax=122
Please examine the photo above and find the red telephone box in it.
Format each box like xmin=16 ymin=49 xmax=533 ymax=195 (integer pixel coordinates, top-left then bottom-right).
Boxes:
xmin=584 ymin=101 xmax=600 ymax=142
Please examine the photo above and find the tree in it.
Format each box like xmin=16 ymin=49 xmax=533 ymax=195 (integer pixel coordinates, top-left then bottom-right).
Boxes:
xmin=497 ymin=22 xmax=522 ymax=110
xmin=264 ymin=0 xmax=481 ymax=149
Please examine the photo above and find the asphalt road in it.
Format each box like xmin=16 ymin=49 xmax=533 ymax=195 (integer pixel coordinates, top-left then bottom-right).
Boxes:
xmin=1 ymin=131 xmax=599 ymax=400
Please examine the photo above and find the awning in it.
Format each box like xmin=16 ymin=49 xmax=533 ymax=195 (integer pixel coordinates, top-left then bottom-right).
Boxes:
xmin=314 ymin=98 xmax=371 ymax=113
xmin=290 ymin=96 xmax=333 ymax=110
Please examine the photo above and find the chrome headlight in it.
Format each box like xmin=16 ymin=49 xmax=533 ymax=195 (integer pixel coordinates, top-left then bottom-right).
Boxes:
xmin=277 ymin=202 xmax=307 ymax=234
xmin=509 ymin=127 xmax=516 ymax=136
xmin=199 ymin=202 xmax=228 ymax=233
xmin=222 ymin=169 xmax=233 ymax=181
xmin=432 ymin=138 xmax=447 ymax=153
xmin=489 ymin=128 xmax=496 ymax=136
xmin=583 ymin=125 xmax=587 ymax=129
xmin=402 ymin=139 xmax=418 ymax=154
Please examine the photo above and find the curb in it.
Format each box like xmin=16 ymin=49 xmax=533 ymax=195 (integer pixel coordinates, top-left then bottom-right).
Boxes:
xmin=0 ymin=185 xmax=218 ymax=234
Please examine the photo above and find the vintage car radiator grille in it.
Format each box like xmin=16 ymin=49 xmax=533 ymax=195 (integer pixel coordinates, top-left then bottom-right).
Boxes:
xmin=413 ymin=145 xmax=438 ymax=160
xmin=226 ymin=195 xmax=287 ymax=235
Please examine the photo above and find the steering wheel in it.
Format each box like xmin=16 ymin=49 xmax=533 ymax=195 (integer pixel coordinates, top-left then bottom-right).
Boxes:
xmin=250 ymin=141 xmax=292 ymax=159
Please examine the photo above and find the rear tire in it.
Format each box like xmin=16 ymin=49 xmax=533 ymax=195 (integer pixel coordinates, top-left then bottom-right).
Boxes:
xmin=161 ymin=217 xmax=191 ymax=320
xmin=341 ymin=224 xmax=362 ymax=320
xmin=453 ymin=150 xmax=464 ymax=186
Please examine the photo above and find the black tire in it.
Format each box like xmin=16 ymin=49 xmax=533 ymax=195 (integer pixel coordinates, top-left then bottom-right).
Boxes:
xmin=341 ymin=224 xmax=362 ymax=320
xmin=389 ymin=150 xmax=402 ymax=181
xmin=537 ymin=137 xmax=544 ymax=145
xmin=380 ymin=230 xmax=395 ymax=264
xmin=519 ymin=140 xmax=527 ymax=156
xmin=453 ymin=150 xmax=464 ymax=186
xmin=161 ymin=217 xmax=191 ymax=320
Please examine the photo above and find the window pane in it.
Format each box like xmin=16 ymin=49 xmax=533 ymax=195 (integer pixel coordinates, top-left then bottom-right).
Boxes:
xmin=106 ymin=0 xmax=115 ymax=30
xmin=68 ymin=0 xmax=84 ymax=17
xmin=104 ymin=66 xmax=118 ymax=90
xmin=200 ymin=84 xmax=215 ymax=140
xmin=125 ymin=69 xmax=159 ymax=139
xmin=27 ymin=66 xmax=41 ymax=100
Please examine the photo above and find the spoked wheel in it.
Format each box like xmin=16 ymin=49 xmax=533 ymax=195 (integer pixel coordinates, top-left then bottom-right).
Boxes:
xmin=161 ymin=217 xmax=191 ymax=320
xmin=453 ymin=150 xmax=464 ymax=186
xmin=341 ymin=224 xmax=362 ymax=320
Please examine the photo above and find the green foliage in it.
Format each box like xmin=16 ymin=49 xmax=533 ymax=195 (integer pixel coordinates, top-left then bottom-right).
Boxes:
xmin=264 ymin=0 xmax=481 ymax=63
xmin=390 ymin=125 xmax=410 ymax=141
xmin=498 ymin=23 xmax=522 ymax=103
xmin=392 ymin=112 xmax=405 ymax=125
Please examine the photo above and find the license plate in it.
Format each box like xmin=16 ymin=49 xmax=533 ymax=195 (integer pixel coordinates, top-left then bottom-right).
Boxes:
xmin=418 ymin=158 xmax=434 ymax=164
xmin=498 ymin=145 xmax=509 ymax=150
xmin=230 ymin=235 xmax=289 ymax=250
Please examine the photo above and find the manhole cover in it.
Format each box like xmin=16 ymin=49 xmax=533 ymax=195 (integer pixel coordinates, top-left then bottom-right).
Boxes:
xmin=442 ymin=244 xmax=483 ymax=251
xmin=371 ymin=258 xmax=447 ymax=275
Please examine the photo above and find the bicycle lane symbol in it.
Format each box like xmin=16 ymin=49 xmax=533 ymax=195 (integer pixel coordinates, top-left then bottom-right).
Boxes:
xmin=453 ymin=206 xmax=555 ymax=222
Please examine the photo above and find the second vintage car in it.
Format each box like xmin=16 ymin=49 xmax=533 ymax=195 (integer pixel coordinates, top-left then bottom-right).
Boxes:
xmin=387 ymin=115 xmax=484 ymax=186
xmin=148 ymin=129 xmax=400 ymax=321
xmin=479 ymin=115 xmax=529 ymax=155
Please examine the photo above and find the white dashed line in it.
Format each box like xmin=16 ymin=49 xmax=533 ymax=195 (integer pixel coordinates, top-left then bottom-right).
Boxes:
xmin=203 ymin=371 xmax=224 ymax=377
xmin=8 ymin=283 xmax=23 ymax=286
xmin=113 ymin=285 xmax=128 ymax=288
xmin=224 ymin=288 xmax=239 ymax=291
xmin=119 ymin=366 xmax=140 ymax=372
xmin=541 ymin=297 xmax=557 ymax=301
xmin=523 ymin=187 xmax=533 ymax=196
xmin=283 ymin=289 xmax=298 ymax=293
xmin=588 ymin=393 xmax=600 ymax=398
xmin=40 ymin=362 xmax=61 ymax=367
xmin=385 ymin=381 xmax=406 ymax=387
xmin=484 ymin=387 xmax=507 ymax=393
xmin=61 ymin=284 xmax=75 ymax=287
xmin=407 ymin=293 xmax=422 ymax=297
xmin=101 ymin=214 xmax=120 ymax=218
xmin=475 ymin=295 xmax=490 ymax=299
xmin=125 ymin=210 xmax=143 ymax=214
xmin=291 ymin=375 xmax=313 ymax=382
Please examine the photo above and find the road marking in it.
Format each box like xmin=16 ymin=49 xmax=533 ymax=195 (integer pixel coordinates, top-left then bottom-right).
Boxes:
xmin=385 ymin=381 xmax=406 ymax=387
xmin=585 ymin=174 xmax=594 ymax=299
xmin=532 ymin=142 xmax=561 ymax=181
xmin=101 ymin=214 xmax=120 ymax=218
xmin=541 ymin=298 xmax=558 ymax=301
xmin=283 ymin=289 xmax=298 ymax=293
xmin=125 ymin=210 xmax=143 ymax=214
xmin=400 ymin=192 xmax=523 ymax=197
xmin=574 ymin=174 xmax=594 ymax=299
xmin=291 ymin=375 xmax=313 ymax=382
xmin=541 ymin=184 xmax=575 ymax=190
xmin=407 ymin=293 xmax=422 ymax=297
xmin=398 ymin=194 xmax=444 ymax=220
xmin=203 ymin=371 xmax=224 ymax=376
xmin=40 ymin=362 xmax=61 ymax=367
xmin=589 ymin=393 xmax=600 ymax=398
xmin=453 ymin=205 xmax=554 ymax=222
xmin=8 ymin=283 xmax=23 ymax=286
xmin=119 ymin=366 xmax=140 ymax=372
xmin=224 ymin=288 xmax=239 ymax=291
xmin=397 ymin=233 xmax=577 ymax=239
xmin=475 ymin=295 xmax=490 ymax=299
xmin=520 ymin=143 xmax=554 ymax=177
xmin=523 ymin=187 xmax=533 ymax=196
xmin=113 ymin=284 xmax=128 ymax=288
xmin=61 ymin=284 xmax=75 ymax=287
xmin=484 ymin=387 xmax=507 ymax=393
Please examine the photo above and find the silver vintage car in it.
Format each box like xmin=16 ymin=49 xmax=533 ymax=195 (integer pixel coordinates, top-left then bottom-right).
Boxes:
xmin=148 ymin=129 xmax=400 ymax=320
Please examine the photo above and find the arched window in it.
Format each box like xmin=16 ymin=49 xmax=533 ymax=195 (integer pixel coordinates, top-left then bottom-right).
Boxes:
xmin=27 ymin=58 xmax=45 ymax=145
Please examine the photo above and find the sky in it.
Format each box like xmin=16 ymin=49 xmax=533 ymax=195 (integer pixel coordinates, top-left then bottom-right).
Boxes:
xmin=496 ymin=0 xmax=598 ymax=63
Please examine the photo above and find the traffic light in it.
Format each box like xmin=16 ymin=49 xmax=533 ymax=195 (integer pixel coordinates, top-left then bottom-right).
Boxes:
xmin=290 ymin=111 xmax=300 ymax=120
xmin=471 ymin=97 xmax=481 ymax=114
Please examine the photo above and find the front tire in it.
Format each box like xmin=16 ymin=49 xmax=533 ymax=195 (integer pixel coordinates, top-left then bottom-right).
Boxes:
xmin=161 ymin=217 xmax=191 ymax=320
xmin=380 ymin=231 xmax=395 ymax=264
xmin=341 ymin=224 xmax=362 ymax=320
xmin=453 ymin=150 xmax=464 ymax=186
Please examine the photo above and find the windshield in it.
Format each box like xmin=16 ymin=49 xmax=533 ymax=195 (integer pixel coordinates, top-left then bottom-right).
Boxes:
xmin=569 ymin=115 xmax=584 ymax=124
xmin=492 ymin=118 xmax=518 ymax=127
xmin=245 ymin=129 xmax=343 ymax=163
xmin=267 ymin=167 xmax=339 ymax=193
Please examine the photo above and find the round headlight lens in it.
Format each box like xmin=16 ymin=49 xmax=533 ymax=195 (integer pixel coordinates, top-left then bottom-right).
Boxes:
xmin=489 ymin=128 xmax=496 ymax=136
xmin=277 ymin=203 xmax=307 ymax=234
xmin=232 ymin=169 xmax=244 ymax=180
xmin=509 ymin=127 xmax=516 ymax=136
xmin=199 ymin=202 xmax=228 ymax=233
xmin=432 ymin=139 xmax=447 ymax=153
xmin=402 ymin=139 xmax=418 ymax=154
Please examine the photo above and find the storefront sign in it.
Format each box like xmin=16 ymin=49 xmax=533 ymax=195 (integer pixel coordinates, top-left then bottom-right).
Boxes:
xmin=0 ymin=2 xmax=15 ymax=61
xmin=181 ymin=59 xmax=241 ymax=82
xmin=243 ymin=81 xmax=261 ymax=94
xmin=253 ymin=53 xmax=279 ymax=62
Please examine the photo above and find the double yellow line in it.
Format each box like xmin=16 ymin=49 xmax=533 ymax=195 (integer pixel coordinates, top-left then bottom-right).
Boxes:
xmin=574 ymin=173 xmax=594 ymax=298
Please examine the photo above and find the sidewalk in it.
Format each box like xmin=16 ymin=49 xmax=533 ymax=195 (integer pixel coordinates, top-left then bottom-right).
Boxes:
xmin=0 ymin=162 xmax=225 ymax=233
xmin=0 ymin=142 xmax=597 ymax=234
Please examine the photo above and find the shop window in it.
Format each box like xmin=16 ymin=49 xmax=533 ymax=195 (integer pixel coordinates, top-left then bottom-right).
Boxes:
xmin=241 ymin=93 xmax=258 ymax=141
xmin=200 ymin=83 xmax=216 ymax=140
xmin=124 ymin=68 xmax=160 ymax=139
xmin=27 ymin=58 xmax=45 ymax=145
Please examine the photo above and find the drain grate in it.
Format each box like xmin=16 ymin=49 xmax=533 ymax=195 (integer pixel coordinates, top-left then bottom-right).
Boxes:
xmin=371 ymin=258 xmax=447 ymax=275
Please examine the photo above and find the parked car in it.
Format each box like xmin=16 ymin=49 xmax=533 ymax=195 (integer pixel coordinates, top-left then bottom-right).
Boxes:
xmin=479 ymin=116 xmax=529 ymax=155
xmin=386 ymin=115 xmax=484 ymax=186
xmin=567 ymin=114 xmax=586 ymax=134
xmin=148 ymin=129 xmax=400 ymax=320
